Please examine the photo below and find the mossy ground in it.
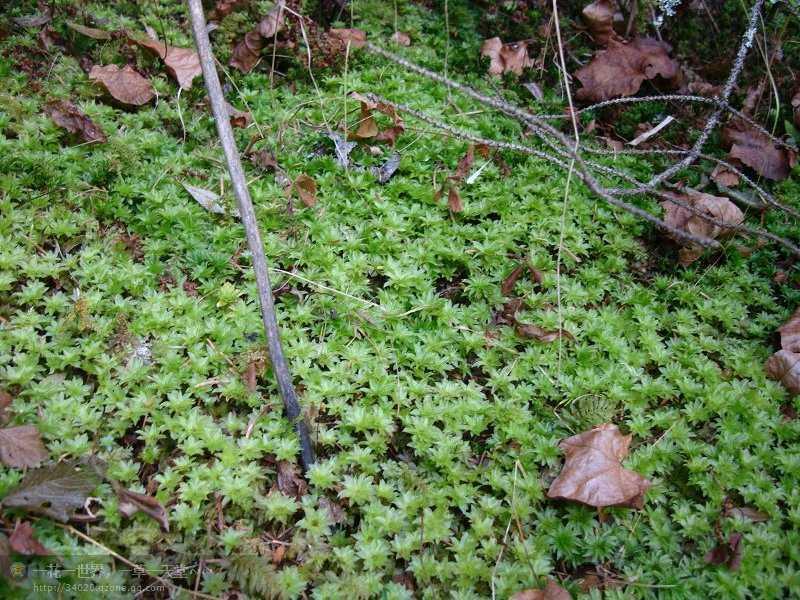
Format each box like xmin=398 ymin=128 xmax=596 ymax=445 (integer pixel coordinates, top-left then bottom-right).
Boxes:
xmin=1 ymin=1 xmax=799 ymax=598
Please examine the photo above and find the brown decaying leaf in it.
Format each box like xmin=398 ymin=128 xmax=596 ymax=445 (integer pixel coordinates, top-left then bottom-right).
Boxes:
xmin=447 ymin=187 xmax=463 ymax=213
xmin=116 ymin=486 xmax=169 ymax=532
xmin=0 ymin=390 xmax=12 ymax=425
xmin=208 ymin=0 xmax=248 ymax=22
xmin=9 ymin=522 xmax=51 ymax=556
xmin=14 ymin=10 xmax=52 ymax=28
xmin=792 ymin=88 xmax=800 ymax=128
xmin=502 ymin=263 xmax=527 ymax=296
xmin=319 ymin=497 xmax=346 ymax=524
xmin=582 ymin=0 xmax=621 ymax=46
xmin=710 ymin=164 xmax=740 ymax=188
xmin=349 ymin=92 xmax=405 ymax=145
xmin=0 ymin=425 xmax=48 ymax=468
xmin=44 ymin=100 xmax=107 ymax=144
xmin=391 ymin=31 xmax=411 ymax=46
xmin=705 ymin=533 xmax=743 ymax=571
xmin=516 ymin=323 xmax=574 ymax=343
xmin=574 ymin=38 xmax=680 ymax=102
xmin=2 ymin=460 xmax=101 ymax=521
xmin=127 ymin=31 xmax=202 ymax=90
xmin=66 ymin=21 xmax=112 ymax=40
xmin=765 ymin=307 xmax=800 ymax=395
xmin=276 ymin=460 xmax=307 ymax=499
xmin=271 ymin=544 xmax=286 ymax=565
xmin=722 ymin=121 xmax=796 ymax=182
xmin=89 ymin=64 xmax=155 ymax=106
xmin=511 ymin=579 xmax=572 ymax=600
xmin=224 ymin=101 xmax=251 ymax=128
xmin=547 ymin=423 xmax=651 ymax=509
xmin=480 ymin=37 xmax=535 ymax=76
xmin=724 ymin=506 xmax=769 ymax=522
xmin=292 ymin=174 xmax=317 ymax=207
xmin=230 ymin=1 xmax=286 ymax=73
xmin=660 ymin=189 xmax=744 ymax=266
xmin=329 ymin=28 xmax=367 ymax=49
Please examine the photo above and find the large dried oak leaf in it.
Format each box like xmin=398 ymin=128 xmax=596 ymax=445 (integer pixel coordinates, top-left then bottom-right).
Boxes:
xmin=575 ymin=38 xmax=680 ymax=102
xmin=547 ymin=424 xmax=651 ymax=509
xmin=230 ymin=1 xmax=286 ymax=73
xmin=722 ymin=121 xmax=796 ymax=181
xmin=90 ymin=64 xmax=155 ymax=106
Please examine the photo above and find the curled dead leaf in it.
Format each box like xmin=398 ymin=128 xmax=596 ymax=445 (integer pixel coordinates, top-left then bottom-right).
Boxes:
xmin=575 ymin=38 xmax=680 ymax=102
xmin=44 ymin=100 xmax=107 ymax=144
xmin=765 ymin=350 xmax=800 ymax=395
xmin=128 ymin=31 xmax=202 ymax=90
xmin=292 ymin=174 xmax=317 ymax=207
xmin=9 ymin=522 xmax=50 ymax=556
xmin=480 ymin=37 xmax=536 ymax=76
xmin=511 ymin=579 xmax=572 ymax=600
xmin=660 ymin=189 xmax=744 ymax=266
xmin=778 ymin=307 xmax=800 ymax=352
xmin=710 ymin=164 xmax=740 ymax=188
xmin=501 ymin=263 xmax=527 ymax=296
xmin=0 ymin=425 xmax=48 ymax=468
xmin=516 ymin=323 xmax=574 ymax=343
xmin=547 ymin=423 xmax=651 ymax=509
xmin=116 ymin=485 xmax=169 ymax=532
xmin=90 ymin=64 xmax=155 ymax=106
xmin=329 ymin=28 xmax=367 ymax=49
xmin=447 ymin=187 xmax=463 ymax=213
xmin=722 ymin=121 xmax=796 ymax=181
xmin=582 ymin=0 xmax=622 ymax=46
xmin=224 ymin=100 xmax=252 ymax=128
xmin=391 ymin=31 xmax=411 ymax=46
xmin=66 ymin=21 xmax=112 ymax=40
xmin=230 ymin=1 xmax=286 ymax=73
xmin=276 ymin=460 xmax=308 ymax=499
xmin=705 ymin=533 xmax=743 ymax=571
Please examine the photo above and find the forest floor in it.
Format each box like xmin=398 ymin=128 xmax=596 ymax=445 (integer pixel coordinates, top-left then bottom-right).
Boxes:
xmin=1 ymin=0 xmax=799 ymax=598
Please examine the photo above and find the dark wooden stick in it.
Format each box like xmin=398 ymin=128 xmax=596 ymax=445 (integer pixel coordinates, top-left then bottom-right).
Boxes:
xmin=187 ymin=0 xmax=315 ymax=470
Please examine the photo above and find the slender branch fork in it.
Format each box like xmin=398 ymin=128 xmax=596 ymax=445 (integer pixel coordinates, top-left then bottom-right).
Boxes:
xmin=186 ymin=0 xmax=315 ymax=469
xmin=363 ymin=0 xmax=799 ymax=258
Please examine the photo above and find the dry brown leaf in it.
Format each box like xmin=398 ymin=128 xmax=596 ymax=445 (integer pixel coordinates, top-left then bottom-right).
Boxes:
xmin=724 ymin=506 xmax=769 ymax=522
xmin=391 ymin=31 xmax=411 ymax=46
xmin=128 ymin=32 xmax=202 ymax=90
xmin=511 ymin=579 xmax=572 ymax=600
xmin=722 ymin=121 xmax=796 ymax=182
xmin=116 ymin=486 xmax=169 ymax=531
xmin=319 ymin=497 xmax=346 ymax=524
xmin=710 ymin=164 xmax=740 ymax=188
xmin=276 ymin=460 xmax=307 ymax=499
xmin=660 ymin=189 xmax=744 ymax=265
xmin=792 ymin=88 xmax=800 ymax=128
xmin=574 ymin=38 xmax=680 ymax=102
xmin=778 ymin=307 xmax=800 ymax=352
xmin=502 ymin=263 xmax=527 ymax=296
xmin=0 ymin=425 xmax=48 ymax=468
xmin=453 ymin=144 xmax=475 ymax=181
xmin=208 ymin=0 xmax=248 ymax=22
xmin=516 ymin=323 xmax=574 ymax=343
xmin=224 ymin=101 xmax=252 ymax=128
xmin=0 ymin=391 xmax=12 ymax=425
xmin=764 ymin=350 xmax=800 ymax=394
xmin=45 ymin=100 xmax=107 ymax=144
xmin=89 ymin=64 xmax=155 ymax=106
xmin=582 ymin=0 xmax=621 ymax=46
xmin=9 ymin=522 xmax=50 ymax=556
xmin=705 ymin=533 xmax=743 ymax=571
xmin=547 ymin=423 xmax=651 ymax=509
xmin=230 ymin=1 xmax=286 ymax=73
xmin=447 ymin=187 xmax=463 ymax=213
xmin=329 ymin=28 xmax=367 ymax=49
xmin=271 ymin=544 xmax=286 ymax=565
xmin=480 ymin=37 xmax=535 ymax=76
xmin=293 ymin=174 xmax=317 ymax=207
xmin=66 ymin=21 xmax=112 ymax=40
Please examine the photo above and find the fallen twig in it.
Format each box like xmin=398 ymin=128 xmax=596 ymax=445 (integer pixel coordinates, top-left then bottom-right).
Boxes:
xmin=187 ymin=0 xmax=315 ymax=470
